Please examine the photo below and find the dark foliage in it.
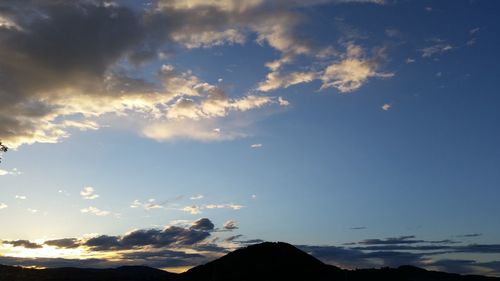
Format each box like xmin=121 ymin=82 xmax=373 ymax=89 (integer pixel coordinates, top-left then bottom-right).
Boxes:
xmin=1 ymin=242 xmax=499 ymax=281
xmin=0 ymin=141 xmax=7 ymax=163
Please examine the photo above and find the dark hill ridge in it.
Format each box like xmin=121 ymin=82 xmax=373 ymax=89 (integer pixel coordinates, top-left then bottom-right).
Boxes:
xmin=180 ymin=242 xmax=343 ymax=281
xmin=1 ymin=242 xmax=499 ymax=281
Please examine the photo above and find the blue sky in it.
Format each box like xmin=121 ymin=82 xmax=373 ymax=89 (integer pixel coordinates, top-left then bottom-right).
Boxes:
xmin=1 ymin=0 xmax=500 ymax=276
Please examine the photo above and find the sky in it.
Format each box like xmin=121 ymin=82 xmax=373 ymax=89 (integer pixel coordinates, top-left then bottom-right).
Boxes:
xmin=1 ymin=0 xmax=500 ymax=276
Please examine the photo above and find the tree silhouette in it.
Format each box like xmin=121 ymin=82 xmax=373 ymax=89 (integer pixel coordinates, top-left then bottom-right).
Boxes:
xmin=0 ymin=141 xmax=7 ymax=163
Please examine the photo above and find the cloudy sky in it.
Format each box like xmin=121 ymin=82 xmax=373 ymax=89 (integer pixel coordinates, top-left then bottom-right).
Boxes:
xmin=1 ymin=0 xmax=500 ymax=276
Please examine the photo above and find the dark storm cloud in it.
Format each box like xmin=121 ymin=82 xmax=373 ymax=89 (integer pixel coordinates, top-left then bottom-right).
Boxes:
xmin=120 ymin=249 xmax=206 ymax=268
xmin=190 ymin=218 xmax=215 ymax=231
xmin=83 ymin=227 xmax=210 ymax=251
xmin=456 ymin=244 xmax=500 ymax=254
xmin=44 ymin=238 xmax=80 ymax=249
xmin=2 ymin=239 xmax=43 ymax=249
xmin=0 ymin=0 xmax=291 ymax=146
xmin=359 ymin=235 xmax=425 ymax=245
xmin=0 ymin=0 xmax=151 ymax=145
xmin=0 ymin=256 xmax=117 ymax=269
xmin=84 ymin=235 xmax=122 ymax=251
xmin=224 ymin=234 xmax=243 ymax=242
xmin=351 ymin=244 xmax=453 ymax=251
xmin=459 ymin=233 xmax=483 ymax=238
xmin=350 ymin=226 xmax=367 ymax=230
xmin=236 ymin=239 xmax=266 ymax=245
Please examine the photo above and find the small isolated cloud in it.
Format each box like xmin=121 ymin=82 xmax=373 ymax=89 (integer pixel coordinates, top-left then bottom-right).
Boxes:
xmin=190 ymin=195 xmax=204 ymax=200
xmin=385 ymin=28 xmax=399 ymax=37
xmin=130 ymin=199 xmax=164 ymax=210
xmin=278 ymin=96 xmax=290 ymax=106
xmin=251 ymin=194 xmax=257 ymax=199
xmin=27 ymin=208 xmax=38 ymax=214
xmin=350 ymin=226 xmax=367 ymax=230
xmin=421 ymin=43 xmax=453 ymax=58
xmin=81 ymin=206 xmax=110 ymax=216
xmin=190 ymin=218 xmax=215 ymax=231
xmin=359 ymin=235 xmax=424 ymax=245
xmin=250 ymin=143 xmax=263 ymax=148
xmin=0 ymin=203 xmax=7 ymax=209
xmin=470 ymin=27 xmax=480 ymax=35
xmin=15 ymin=195 xmax=27 ymax=200
xmin=80 ymin=187 xmax=99 ymax=200
xmin=460 ymin=233 xmax=483 ymax=238
xmin=382 ymin=104 xmax=392 ymax=111
xmin=223 ymin=220 xmax=239 ymax=230
xmin=406 ymin=58 xmax=415 ymax=64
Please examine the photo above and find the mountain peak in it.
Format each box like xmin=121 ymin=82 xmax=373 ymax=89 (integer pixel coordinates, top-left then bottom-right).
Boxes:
xmin=181 ymin=242 xmax=341 ymax=281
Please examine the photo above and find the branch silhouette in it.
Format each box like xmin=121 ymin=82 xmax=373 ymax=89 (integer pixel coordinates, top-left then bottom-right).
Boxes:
xmin=0 ymin=141 xmax=7 ymax=163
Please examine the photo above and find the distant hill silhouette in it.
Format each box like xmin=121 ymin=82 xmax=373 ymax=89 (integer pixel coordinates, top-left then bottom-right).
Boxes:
xmin=1 ymin=242 xmax=499 ymax=281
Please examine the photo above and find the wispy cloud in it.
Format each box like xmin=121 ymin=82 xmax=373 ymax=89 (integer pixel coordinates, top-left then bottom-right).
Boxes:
xmin=130 ymin=199 xmax=164 ymax=210
xmin=223 ymin=220 xmax=239 ymax=230
xmin=80 ymin=206 xmax=110 ymax=216
xmin=0 ymin=168 xmax=21 ymax=176
xmin=421 ymin=43 xmax=453 ymax=58
xmin=181 ymin=203 xmax=244 ymax=214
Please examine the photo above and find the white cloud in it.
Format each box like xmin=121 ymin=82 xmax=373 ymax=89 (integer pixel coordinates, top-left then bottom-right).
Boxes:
xmin=0 ymin=203 xmax=7 ymax=209
xmin=0 ymin=168 xmax=21 ymax=176
xmin=250 ymin=143 xmax=263 ymax=148
xmin=15 ymin=195 xmax=27 ymax=200
xmin=278 ymin=96 xmax=290 ymax=106
xmin=190 ymin=195 xmax=204 ymax=200
xmin=257 ymin=71 xmax=316 ymax=92
xmin=172 ymin=29 xmax=246 ymax=49
xmin=80 ymin=187 xmax=99 ymax=200
xmin=406 ymin=58 xmax=415 ymax=64
xmin=27 ymin=208 xmax=38 ymax=214
xmin=181 ymin=205 xmax=203 ymax=215
xmin=130 ymin=199 xmax=164 ymax=210
xmin=320 ymin=44 xmax=394 ymax=93
xmin=80 ymin=206 xmax=110 ymax=216
xmin=180 ymin=203 xmax=244 ymax=214
xmin=257 ymin=43 xmax=393 ymax=94
xmin=381 ymin=103 xmax=391 ymax=111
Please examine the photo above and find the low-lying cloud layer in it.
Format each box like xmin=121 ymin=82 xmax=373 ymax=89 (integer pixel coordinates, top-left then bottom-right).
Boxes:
xmin=2 ymin=227 xmax=500 ymax=276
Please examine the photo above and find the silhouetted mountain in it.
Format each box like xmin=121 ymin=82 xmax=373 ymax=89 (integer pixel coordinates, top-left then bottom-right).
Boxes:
xmin=0 ymin=265 xmax=176 ymax=281
xmin=1 ymin=242 xmax=499 ymax=281
xmin=180 ymin=242 xmax=343 ymax=281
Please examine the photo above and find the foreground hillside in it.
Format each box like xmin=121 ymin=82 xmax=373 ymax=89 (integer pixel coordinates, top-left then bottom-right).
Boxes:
xmin=1 ymin=242 xmax=498 ymax=281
